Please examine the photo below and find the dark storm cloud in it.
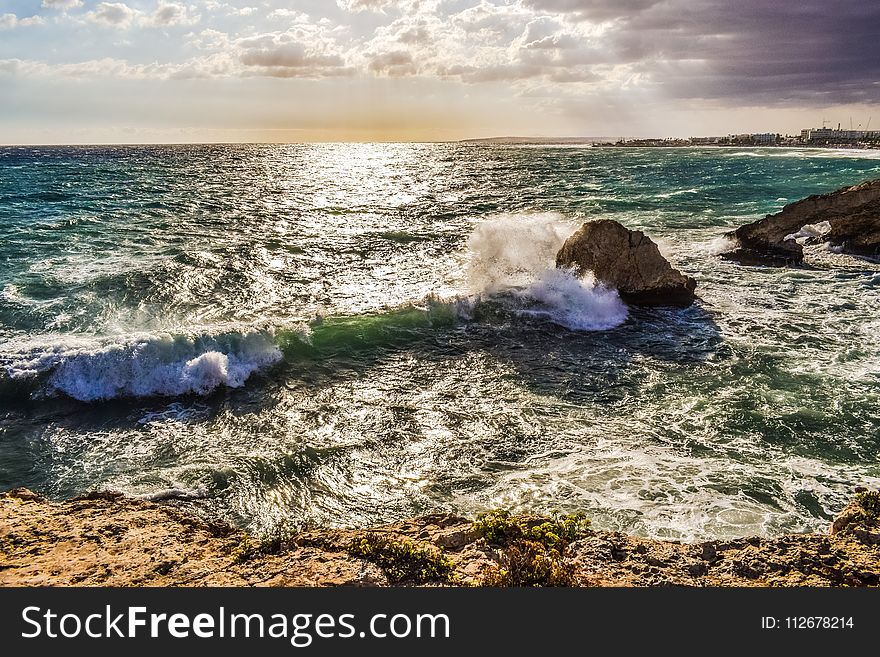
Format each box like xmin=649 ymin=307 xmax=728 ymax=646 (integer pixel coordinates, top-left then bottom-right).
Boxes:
xmin=530 ymin=0 xmax=880 ymax=104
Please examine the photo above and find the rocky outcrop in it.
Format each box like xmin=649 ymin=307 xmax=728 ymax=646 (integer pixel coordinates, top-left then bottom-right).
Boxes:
xmin=723 ymin=178 xmax=880 ymax=265
xmin=555 ymin=219 xmax=697 ymax=307
xmin=0 ymin=489 xmax=389 ymax=587
xmin=3 ymin=487 xmax=878 ymax=587
xmin=830 ymin=488 xmax=880 ymax=545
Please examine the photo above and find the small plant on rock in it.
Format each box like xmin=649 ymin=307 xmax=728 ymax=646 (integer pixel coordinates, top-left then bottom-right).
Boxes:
xmin=474 ymin=509 xmax=591 ymax=587
xmin=346 ymin=533 xmax=455 ymax=584
xmin=854 ymin=490 xmax=880 ymax=525
xmin=481 ymin=539 xmax=580 ymax=587
xmin=474 ymin=509 xmax=591 ymax=551
xmin=229 ymin=535 xmax=258 ymax=564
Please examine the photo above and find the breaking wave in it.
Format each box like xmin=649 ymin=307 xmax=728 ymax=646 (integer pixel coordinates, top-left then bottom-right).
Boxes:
xmin=466 ymin=213 xmax=628 ymax=331
xmin=1 ymin=328 xmax=284 ymax=402
xmin=0 ymin=213 xmax=629 ymax=402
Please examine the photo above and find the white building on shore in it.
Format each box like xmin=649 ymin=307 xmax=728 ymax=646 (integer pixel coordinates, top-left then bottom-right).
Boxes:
xmin=801 ymin=128 xmax=880 ymax=142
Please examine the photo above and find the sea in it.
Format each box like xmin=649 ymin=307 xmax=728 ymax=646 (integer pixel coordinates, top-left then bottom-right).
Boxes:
xmin=1 ymin=143 xmax=878 ymax=541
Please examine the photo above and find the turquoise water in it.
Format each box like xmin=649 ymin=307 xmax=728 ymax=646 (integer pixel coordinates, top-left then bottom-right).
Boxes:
xmin=1 ymin=144 xmax=878 ymax=541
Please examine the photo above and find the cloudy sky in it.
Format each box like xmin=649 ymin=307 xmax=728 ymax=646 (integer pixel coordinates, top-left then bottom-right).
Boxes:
xmin=1 ymin=0 xmax=878 ymax=142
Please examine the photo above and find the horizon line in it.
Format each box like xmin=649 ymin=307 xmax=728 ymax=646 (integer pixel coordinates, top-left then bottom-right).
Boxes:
xmin=0 ymin=137 xmax=826 ymax=148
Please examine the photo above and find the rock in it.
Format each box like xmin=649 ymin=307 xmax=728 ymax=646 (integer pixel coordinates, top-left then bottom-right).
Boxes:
xmin=5 ymin=487 xmax=44 ymax=502
xmin=723 ymin=178 xmax=880 ymax=265
xmin=555 ymin=219 xmax=697 ymax=307
xmin=829 ymin=489 xmax=880 ymax=545
xmin=3 ymin=488 xmax=880 ymax=587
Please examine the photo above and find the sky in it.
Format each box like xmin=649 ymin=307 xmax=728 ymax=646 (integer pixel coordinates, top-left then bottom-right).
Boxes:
xmin=1 ymin=0 xmax=879 ymax=143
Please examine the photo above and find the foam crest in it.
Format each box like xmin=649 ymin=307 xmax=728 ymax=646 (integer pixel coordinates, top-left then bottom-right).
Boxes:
xmin=784 ymin=220 xmax=831 ymax=244
xmin=515 ymin=268 xmax=629 ymax=331
xmin=467 ymin=214 xmax=628 ymax=331
xmin=696 ymin=234 xmax=738 ymax=256
xmin=2 ymin=328 xmax=283 ymax=402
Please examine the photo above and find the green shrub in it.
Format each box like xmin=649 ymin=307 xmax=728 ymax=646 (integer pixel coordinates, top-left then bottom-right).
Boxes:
xmin=475 ymin=509 xmax=590 ymax=587
xmin=229 ymin=535 xmax=258 ymax=564
xmin=854 ymin=490 xmax=880 ymax=524
xmin=346 ymin=533 xmax=455 ymax=584
xmin=228 ymin=523 xmax=298 ymax=564
xmin=474 ymin=509 xmax=591 ymax=551
xmin=481 ymin=539 xmax=579 ymax=587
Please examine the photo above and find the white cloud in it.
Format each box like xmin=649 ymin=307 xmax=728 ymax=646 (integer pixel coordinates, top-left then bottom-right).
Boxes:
xmin=368 ymin=50 xmax=416 ymax=76
xmin=268 ymin=9 xmax=306 ymax=20
xmin=84 ymin=2 xmax=202 ymax=30
xmin=522 ymin=0 xmax=660 ymax=23
xmin=188 ymin=28 xmax=230 ymax=50
xmin=336 ymin=0 xmax=436 ymax=13
xmin=86 ymin=2 xmax=137 ymax=27
xmin=336 ymin=0 xmax=395 ymax=12
xmin=0 ymin=59 xmax=21 ymax=73
xmin=348 ymin=1 xmax=604 ymax=87
xmin=1 ymin=1 xmax=631 ymax=89
xmin=0 ymin=55 xmax=234 ymax=80
xmin=0 ymin=13 xmax=46 ymax=30
xmin=41 ymin=0 xmax=84 ymax=9
xmin=147 ymin=2 xmax=201 ymax=28
xmin=235 ymin=26 xmax=352 ymax=78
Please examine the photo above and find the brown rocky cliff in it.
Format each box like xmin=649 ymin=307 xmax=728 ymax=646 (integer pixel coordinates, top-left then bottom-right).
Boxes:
xmin=2 ymin=488 xmax=879 ymax=587
xmin=725 ymin=178 xmax=880 ymax=265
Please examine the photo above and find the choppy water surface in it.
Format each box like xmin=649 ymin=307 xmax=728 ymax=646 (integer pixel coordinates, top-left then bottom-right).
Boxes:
xmin=1 ymin=144 xmax=878 ymax=541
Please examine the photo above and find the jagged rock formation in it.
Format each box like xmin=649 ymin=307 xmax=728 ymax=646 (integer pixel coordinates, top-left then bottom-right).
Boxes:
xmin=723 ymin=178 xmax=880 ymax=265
xmin=3 ymin=487 xmax=878 ymax=587
xmin=555 ymin=219 xmax=697 ymax=307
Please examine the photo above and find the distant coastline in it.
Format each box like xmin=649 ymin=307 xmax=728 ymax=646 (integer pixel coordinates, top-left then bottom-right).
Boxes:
xmin=463 ymin=129 xmax=880 ymax=150
xmin=460 ymin=136 xmax=607 ymax=145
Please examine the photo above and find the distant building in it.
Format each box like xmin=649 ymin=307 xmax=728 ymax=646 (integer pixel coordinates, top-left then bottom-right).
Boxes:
xmin=750 ymin=133 xmax=777 ymax=145
xmin=726 ymin=133 xmax=776 ymax=145
xmin=801 ymin=128 xmax=880 ymax=142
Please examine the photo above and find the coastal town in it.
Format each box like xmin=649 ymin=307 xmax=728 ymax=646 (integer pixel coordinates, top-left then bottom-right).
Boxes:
xmin=600 ymin=124 xmax=880 ymax=149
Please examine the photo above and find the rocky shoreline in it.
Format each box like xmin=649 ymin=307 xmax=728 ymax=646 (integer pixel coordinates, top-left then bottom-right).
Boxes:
xmin=2 ymin=488 xmax=878 ymax=587
xmin=722 ymin=178 xmax=880 ymax=265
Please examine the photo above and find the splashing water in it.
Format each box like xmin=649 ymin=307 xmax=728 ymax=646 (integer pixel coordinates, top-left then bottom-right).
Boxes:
xmin=466 ymin=214 xmax=628 ymax=330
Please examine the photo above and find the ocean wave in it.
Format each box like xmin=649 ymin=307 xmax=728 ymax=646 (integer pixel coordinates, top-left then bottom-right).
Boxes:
xmin=0 ymin=213 xmax=630 ymax=403
xmin=655 ymin=188 xmax=700 ymax=199
xmin=507 ymin=268 xmax=628 ymax=331
xmin=1 ymin=328 xmax=284 ymax=402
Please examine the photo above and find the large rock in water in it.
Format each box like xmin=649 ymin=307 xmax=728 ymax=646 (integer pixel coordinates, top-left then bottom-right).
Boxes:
xmin=723 ymin=178 xmax=880 ymax=265
xmin=556 ymin=219 xmax=697 ymax=307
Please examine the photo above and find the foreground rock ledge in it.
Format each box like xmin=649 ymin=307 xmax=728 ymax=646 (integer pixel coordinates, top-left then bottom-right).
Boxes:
xmin=556 ymin=219 xmax=697 ymax=307
xmin=3 ymin=488 xmax=878 ymax=587
xmin=723 ymin=178 xmax=880 ymax=266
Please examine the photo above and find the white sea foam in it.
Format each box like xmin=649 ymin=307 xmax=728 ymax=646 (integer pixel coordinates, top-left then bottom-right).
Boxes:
xmin=466 ymin=213 xmax=575 ymax=293
xmin=656 ymin=188 xmax=699 ymax=199
xmin=513 ymin=268 xmax=628 ymax=330
xmin=784 ymin=220 xmax=832 ymax=243
xmin=1 ymin=328 xmax=283 ymax=402
xmin=727 ymin=151 xmax=764 ymax=157
xmin=695 ymin=234 xmax=738 ymax=256
xmin=139 ymin=487 xmax=209 ymax=501
xmin=466 ymin=213 xmax=629 ymax=331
